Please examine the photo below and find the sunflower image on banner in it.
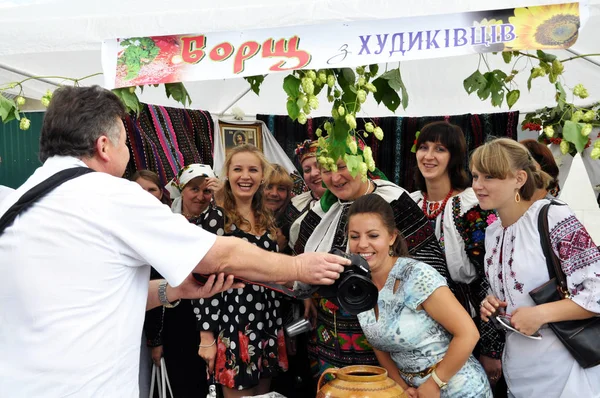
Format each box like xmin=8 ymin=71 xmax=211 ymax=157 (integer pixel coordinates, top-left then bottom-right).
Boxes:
xmin=506 ymin=2 xmax=580 ymax=50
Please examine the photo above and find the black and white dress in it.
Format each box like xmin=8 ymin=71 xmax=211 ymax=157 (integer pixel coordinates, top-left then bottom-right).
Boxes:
xmin=192 ymin=208 xmax=288 ymax=390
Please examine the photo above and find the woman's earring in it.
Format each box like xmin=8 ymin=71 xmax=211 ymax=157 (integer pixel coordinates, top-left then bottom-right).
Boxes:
xmin=388 ymin=246 xmax=394 ymax=256
xmin=515 ymin=191 xmax=521 ymax=203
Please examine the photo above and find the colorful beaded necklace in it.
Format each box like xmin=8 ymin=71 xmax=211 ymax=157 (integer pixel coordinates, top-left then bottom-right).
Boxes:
xmin=422 ymin=189 xmax=454 ymax=220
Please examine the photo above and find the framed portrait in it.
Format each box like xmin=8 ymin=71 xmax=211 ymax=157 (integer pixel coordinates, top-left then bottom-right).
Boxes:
xmin=220 ymin=123 xmax=262 ymax=154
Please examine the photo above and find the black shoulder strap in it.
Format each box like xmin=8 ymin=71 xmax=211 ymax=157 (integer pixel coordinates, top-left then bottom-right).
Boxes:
xmin=537 ymin=200 xmax=568 ymax=290
xmin=0 ymin=167 xmax=94 ymax=236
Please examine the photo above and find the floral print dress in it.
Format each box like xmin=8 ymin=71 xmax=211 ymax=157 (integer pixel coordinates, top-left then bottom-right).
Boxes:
xmin=192 ymin=207 xmax=288 ymax=390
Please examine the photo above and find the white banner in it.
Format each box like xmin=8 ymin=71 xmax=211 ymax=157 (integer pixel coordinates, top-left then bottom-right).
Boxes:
xmin=102 ymin=2 xmax=582 ymax=88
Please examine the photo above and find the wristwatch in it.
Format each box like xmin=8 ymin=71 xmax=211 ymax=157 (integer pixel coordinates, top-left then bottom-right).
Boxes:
xmin=158 ymin=280 xmax=181 ymax=308
xmin=431 ymin=369 xmax=448 ymax=390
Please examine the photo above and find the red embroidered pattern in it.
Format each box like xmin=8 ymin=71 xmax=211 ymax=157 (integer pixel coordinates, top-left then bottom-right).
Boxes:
xmin=551 ymin=215 xmax=600 ymax=276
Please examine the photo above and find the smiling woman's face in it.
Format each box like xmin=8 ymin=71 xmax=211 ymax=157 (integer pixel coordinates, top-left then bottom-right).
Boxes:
xmin=321 ymin=159 xmax=368 ymax=201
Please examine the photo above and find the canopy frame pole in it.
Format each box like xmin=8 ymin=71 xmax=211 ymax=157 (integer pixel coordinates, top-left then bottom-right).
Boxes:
xmin=0 ymin=63 xmax=61 ymax=87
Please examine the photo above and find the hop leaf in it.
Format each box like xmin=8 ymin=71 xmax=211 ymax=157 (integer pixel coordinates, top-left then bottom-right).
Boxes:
xmin=560 ymin=140 xmax=570 ymax=155
xmin=373 ymin=126 xmax=384 ymax=140
xmin=345 ymin=114 xmax=357 ymax=130
xmin=581 ymin=123 xmax=593 ymax=137
xmin=365 ymin=122 xmax=375 ymax=133
xmin=19 ymin=116 xmax=31 ymax=130
xmin=297 ymin=113 xmax=307 ymax=125
xmin=16 ymin=96 xmax=26 ymax=106
xmin=297 ymin=95 xmax=308 ymax=108
xmin=544 ymin=125 xmax=554 ymax=138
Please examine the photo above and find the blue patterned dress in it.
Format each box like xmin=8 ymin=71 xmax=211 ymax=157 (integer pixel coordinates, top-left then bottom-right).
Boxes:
xmin=357 ymin=258 xmax=492 ymax=397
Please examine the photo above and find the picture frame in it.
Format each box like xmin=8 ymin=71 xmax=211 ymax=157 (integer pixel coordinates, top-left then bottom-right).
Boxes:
xmin=219 ymin=122 xmax=263 ymax=154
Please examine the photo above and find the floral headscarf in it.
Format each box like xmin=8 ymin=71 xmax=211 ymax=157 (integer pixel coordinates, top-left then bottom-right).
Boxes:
xmin=295 ymin=140 xmax=319 ymax=164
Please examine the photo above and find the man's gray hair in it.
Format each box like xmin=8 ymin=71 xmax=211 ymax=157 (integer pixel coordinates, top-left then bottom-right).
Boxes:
xmin=39 ymin=85 xmax=127 ymax=162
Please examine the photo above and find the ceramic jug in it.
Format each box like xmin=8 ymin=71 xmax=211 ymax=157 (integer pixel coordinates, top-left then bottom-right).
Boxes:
xmin=316 ymin=365 xmax=407 ymax=398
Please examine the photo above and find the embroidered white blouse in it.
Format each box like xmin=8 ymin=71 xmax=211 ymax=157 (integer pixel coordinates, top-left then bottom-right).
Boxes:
xmin=484 ymin=199 xmax=600 ymax=398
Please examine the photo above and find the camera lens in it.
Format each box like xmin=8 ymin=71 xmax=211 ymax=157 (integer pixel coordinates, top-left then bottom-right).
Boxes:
xmin=346 ymin=284 xmax=364 ymax=302
xmin=337 ymin=275 xmax=378 ymax=315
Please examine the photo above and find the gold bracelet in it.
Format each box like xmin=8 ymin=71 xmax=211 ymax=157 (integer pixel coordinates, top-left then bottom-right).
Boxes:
xmin=199 ymin=339 xmax=216 ymax=348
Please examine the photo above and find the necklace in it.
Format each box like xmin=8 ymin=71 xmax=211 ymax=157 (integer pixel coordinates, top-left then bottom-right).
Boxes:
xmin=422 ymin=189 xmax=453 ymax=220
xmin=182 ymin=211 xmax=201 ymax=220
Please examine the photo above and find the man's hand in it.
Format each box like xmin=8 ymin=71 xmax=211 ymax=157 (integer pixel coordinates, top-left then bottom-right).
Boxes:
xmin=168 ymin=273 xmax=243 ymax=301
xmin=293 ymin=252 xmax=350 ymax=285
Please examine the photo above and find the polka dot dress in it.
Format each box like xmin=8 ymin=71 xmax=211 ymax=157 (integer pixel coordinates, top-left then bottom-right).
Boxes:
xmin=193 ymin=207 xmax=288 ymax=390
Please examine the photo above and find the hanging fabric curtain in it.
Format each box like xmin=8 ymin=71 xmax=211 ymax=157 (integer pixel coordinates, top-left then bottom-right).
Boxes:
xmin=123 ymin=104 xmax=215 ymax=186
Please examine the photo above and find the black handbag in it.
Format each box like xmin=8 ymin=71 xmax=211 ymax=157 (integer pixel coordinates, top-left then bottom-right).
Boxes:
xmin=529 ymin=200 xmax=600 ymax=369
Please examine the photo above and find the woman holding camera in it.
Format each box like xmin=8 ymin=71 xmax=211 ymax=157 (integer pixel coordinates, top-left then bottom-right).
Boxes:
xmin=349 ymin=194 xmax=491 ymax=397
xmin=291 ymin=137 xmax=455 ymax=378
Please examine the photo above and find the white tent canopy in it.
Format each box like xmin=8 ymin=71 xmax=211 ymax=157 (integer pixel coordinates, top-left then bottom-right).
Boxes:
xmin=1 ymin=0 xmax=599 ymax=117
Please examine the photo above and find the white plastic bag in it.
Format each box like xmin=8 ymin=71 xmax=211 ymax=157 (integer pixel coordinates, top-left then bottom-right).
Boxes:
xmin=149 ymin=358 xmax=174 ymax=398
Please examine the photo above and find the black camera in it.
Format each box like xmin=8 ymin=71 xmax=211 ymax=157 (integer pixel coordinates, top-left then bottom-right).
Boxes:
xmin=315 ymin=248 xmax=378 ymax=315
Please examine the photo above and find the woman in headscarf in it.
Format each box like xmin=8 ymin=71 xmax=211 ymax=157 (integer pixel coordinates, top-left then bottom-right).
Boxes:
xmin=290 ymin=136 xmax=456 ymax=381
xmin=165 ymin=163 xmax=223 ymax=222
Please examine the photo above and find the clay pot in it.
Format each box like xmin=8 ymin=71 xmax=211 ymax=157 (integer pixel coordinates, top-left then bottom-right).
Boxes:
xmin=316 ymin=365 xmax=407 ymax=398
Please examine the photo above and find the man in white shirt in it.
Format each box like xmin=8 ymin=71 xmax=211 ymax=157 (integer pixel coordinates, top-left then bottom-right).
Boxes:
xmin=0 ymin=85 xmax=348 ymax=397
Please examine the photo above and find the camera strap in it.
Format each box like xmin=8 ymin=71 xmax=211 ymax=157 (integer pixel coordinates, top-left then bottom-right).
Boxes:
xmin=0 ymin=167 xmax=94 ymax=237
xmin=192 ymin=273 xmax=317 ymax=299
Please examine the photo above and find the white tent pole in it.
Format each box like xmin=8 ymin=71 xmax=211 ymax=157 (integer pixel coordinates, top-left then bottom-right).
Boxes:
xmin=218 ymin=86 xmax=254 ymax=116
xmin=218 ymin=75 xmax=268 ymax=116
xmin=0 ymin=63 xmax=61 ymax=87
